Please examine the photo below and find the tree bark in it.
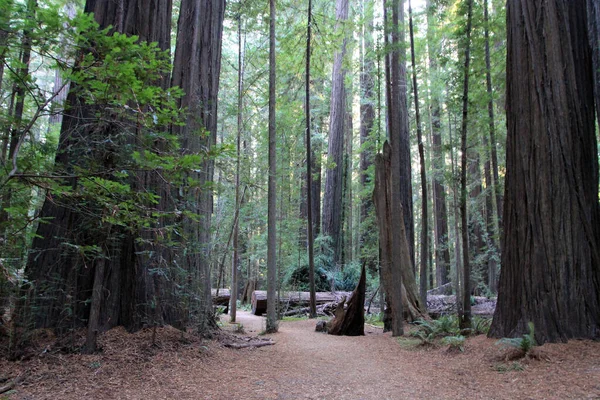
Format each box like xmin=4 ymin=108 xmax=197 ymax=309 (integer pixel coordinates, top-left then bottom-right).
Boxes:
xmin=374 ymin=143 xmax=427 ymax=324
xmin=305 ymin=0 xmax=317 ymax=319
xmin=230 ymin=13 xmax=244 ymax=324
xmin=408 ymin=0 xmax=429 ymax=308
xmin=588 ymin=0 xmax=600 ymax=127
xmin=322 ymin=0 xmax=349 ymax=267
xmin=26 ymin=0 xmax=175 ymax=333
xmin=490 ymin=0 xmax=600 ymax=343
xmin=458 ymin=0 xmax=474 ymax=330
xmin=266 ymin=0 xmax=278 ymax=333
xmin=359 ymin=0 xmax=376 ymax=269
xmin=171 ymin=0 xmax=225 ymax=334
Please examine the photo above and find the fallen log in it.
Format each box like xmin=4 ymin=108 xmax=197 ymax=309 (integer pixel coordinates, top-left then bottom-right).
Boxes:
xmin=223 ymin=341 xmax=275 ymax=349
xmin=211 ymin=289 xmax=230 ymax=313
xmin=427 ymin=295 xmax=496 ymax=318
xmin=427 ymin=282 xmax=453 ymax=296
xmin=251 ymin=290 xmax=352 ymax=316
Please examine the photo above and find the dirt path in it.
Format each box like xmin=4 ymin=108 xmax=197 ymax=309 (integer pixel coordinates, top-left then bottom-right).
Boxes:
xmin=5 ymin=311 xmax=600 ymax=399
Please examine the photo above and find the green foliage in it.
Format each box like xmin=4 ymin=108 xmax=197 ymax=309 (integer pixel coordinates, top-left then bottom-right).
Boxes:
xmin=497 ymin=322 xmax=537 ymax=354
xmin=441 ymin=335 xmax=465 ymax=352
xmin=410 ymin=316 xmax=461 ymax=345
xmin=472 ymin=316 xmax=492 ymax=335
xmin=365 ymin=313 xmax=384 ymax=328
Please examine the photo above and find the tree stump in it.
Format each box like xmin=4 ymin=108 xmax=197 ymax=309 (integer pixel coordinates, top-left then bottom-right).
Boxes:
xmin=327 ymin=263 xmax=366 ymax=336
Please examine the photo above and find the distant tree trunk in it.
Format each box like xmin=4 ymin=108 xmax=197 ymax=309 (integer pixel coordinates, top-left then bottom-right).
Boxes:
xmin=484 ymin=0 xmax=502 ymax=233
xmin=0 ymin=0 xmax=13 ymax=93
xmin=449 ymin=113 xmax=462 ymax=308
xmin=25 ymin=0 xmax=175 ymax=333
xmin=305 ymin=0 xmax=317 ymax=319
xmin=374 ymin=143 xmax=427 ymax=324
xmin=458 ymin=0 xmax=474 ymax=330
xmin=359 ymin=0 xmax=376 ymax=268
xmin=266 ymin=0 xmax=278 ymax=333
xmin=322 ymin=0 xmax=349 ymax=267
xmin=171 ymin=0 xmax=225 ymax=334
xmin=342 ymin=97 xmax=354 ymax=266
xmin=0 ymin=0 xmax=35 ymax=236
xmin=231 ymin=13 xmax=244 ymax=323
xmin=408 ymin=0 xmax=428 ymax=307
xmin=490 ymin=0 xmax=600 ymax=343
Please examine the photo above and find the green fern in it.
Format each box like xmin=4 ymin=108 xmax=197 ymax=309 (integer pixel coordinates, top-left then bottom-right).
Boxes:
xmin=442 ymin=335 xmax=466 ymax=352
xmin=497 ymin=322 xmax=537 ymax=353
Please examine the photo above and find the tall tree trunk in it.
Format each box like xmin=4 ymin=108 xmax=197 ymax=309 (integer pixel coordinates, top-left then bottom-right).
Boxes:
xmin=484 ymin=0 xmax=502 ymax=233
xmin=342 ymin=97 xmax=354 ymax=266
xmin=266 ymin=0 xmax=278 ymax=333
xmin=26 ymin=0 xmax=175 ymax=333
xmin=359 ymin=0 xmax=376 ymax=268
xmin=305 ymin=0 xmax=317 ymax=318
xmin=459 ymin=0 xmax=474 ymax=330
xmin=172 ymin=0 xmax=225 ymax=334
xmin=490 ymin=0 xmax=600 ymax=343
xmin=482 ymin=0 xmax=499 ymax=293
xmin=426 ymin=0 xmax=451 ymax=287
xmin=408 ymin=0 xmax=428 ymax=307
xmin=322 ymin=0 xmax=349 ymax=267
xmin=0 ymin=0 xmax=36 ymax=236
xmin=382 ymin=0 xmax=419 ymax=336
xmin=231 ymin=13 xmax=244 ymax=323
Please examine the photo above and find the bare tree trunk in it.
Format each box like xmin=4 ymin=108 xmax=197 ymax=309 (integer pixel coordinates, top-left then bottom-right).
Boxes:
xmin=408 ymin=0 xmax=428 ymax=307
xmin=305 ymin=0 xmax=317 ymax=319
xmin=172 ymin=0 xmax=225 ymax=334
xmin=484 ymin=0 xmax=502 ymax=233
xmin=230 ymin=13 xmax=244 ymax=324
xmin=322 ymin=0 xmax=349 ymax=267
xmin=383 ymin=0 xmax=414 ymax=336
xmin=359 ymin=0 xmax=376 ymax=268
xmin=490 ymin=0 xmax=600 ymax=343
xmin=266 ymin=0 xmax=278 ymax=333
xmin=458 ymin=0 xmax=474 ymax=330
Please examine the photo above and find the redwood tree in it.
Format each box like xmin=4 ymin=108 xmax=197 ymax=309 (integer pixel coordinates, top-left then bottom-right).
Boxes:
xmin=490 ymin=0 xmax=600 ymax=343
xmin=26 ymin=0 xmax=174 ymax=333
xmin=322 ymin=0 xmax=349 ymax=267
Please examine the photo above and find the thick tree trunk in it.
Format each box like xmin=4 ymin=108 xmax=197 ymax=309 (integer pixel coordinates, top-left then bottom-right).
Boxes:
xmin=373 ymin=143 xmax=427 ymax=325
xmin=490 ymin=0 xmax=600 ymax=343
xmin=25 ymin=0 xmax=175 ymax=333
xmin=322 ymin=0 xmax=349 ymax=267
xmin=266 ymin=0 xmax=278 ymax=333
xmin=172 ymin=0 xmax=225 ymax=334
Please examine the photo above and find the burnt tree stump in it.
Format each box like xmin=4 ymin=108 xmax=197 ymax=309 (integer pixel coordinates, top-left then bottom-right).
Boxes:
xmin=327 ymin=263 xmax=366 ymax=336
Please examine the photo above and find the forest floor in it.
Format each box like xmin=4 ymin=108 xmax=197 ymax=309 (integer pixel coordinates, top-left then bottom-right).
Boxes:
xmin=2 ymin=311 xmax=600 ymax=399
